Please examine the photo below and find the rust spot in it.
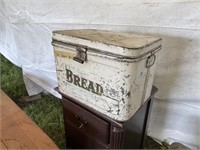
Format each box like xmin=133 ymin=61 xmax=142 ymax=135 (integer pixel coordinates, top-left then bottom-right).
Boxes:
xmin=55 ymin=50 xmax=75 ymax=58
xmin=126 ymin=104 xmax=131 ymax=110
xmin=121 ymin=98 xmax=125 ymax=104
xmin=124 ymin=75 xmax=130 ymax=78
xmin=126 ymin=91 xmax=131 ymax=98
xmin=120 ymin=87 xmax=124 ymax=95
xmin=117 ymin=109 xmax=120 ymax=115
xmin=107 ymin=108 xmax=112 ymax=113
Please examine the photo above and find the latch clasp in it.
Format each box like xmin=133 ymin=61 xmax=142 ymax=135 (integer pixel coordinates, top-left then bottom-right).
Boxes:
xmin=73 ymin=47 xmax=87 ymax=64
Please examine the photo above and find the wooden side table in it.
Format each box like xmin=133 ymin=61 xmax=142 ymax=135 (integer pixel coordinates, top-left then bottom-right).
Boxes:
xmin=60 ymin=86 xmax=157 ymax=149
xmin=0 ymin=89 xmax=58 ymax=149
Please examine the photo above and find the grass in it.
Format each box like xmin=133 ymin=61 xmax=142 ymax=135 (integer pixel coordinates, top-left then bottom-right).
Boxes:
xmin=0 ymin=54 xmax=27 ymax=101
xmin=1 ymin=53 xmax=163 ymax=149
xmin=23 ymin=95 xmax=65 ymax=148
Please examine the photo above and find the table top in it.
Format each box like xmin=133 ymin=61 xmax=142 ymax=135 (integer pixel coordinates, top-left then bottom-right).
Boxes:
xmin=0 ymin=89 xmax=58 ymax=149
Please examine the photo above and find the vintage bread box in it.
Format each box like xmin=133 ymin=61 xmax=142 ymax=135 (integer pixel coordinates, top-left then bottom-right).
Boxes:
xmin=52 ymin=29 xmax=161 ymax=121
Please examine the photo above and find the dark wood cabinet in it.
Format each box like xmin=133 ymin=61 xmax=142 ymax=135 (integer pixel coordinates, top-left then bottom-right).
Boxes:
xmin=60 ymin=86 xmax=157 ymax=149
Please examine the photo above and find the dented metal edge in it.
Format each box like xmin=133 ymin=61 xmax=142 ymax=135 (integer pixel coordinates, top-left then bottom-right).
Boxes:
xmin=89 ymin=46 xmax=161 ymax=63
xmin=52 ymin=40 xmax=161 ymax=63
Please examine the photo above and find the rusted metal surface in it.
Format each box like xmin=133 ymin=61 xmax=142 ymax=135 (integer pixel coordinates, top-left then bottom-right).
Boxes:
xmin=52 ymin=29 xmax=162 ymax=121
xmin=53 ymin=29 xmax=161 ymax=49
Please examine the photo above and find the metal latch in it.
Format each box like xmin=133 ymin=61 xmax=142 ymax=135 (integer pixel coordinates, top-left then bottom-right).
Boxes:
xmin=73 ymin=47 xmax=87 ymax=64
xmin=146 ymin=53 xmax=156 ymax=68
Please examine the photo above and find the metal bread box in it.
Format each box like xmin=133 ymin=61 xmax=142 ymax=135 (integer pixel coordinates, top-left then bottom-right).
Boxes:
xmin=52 ymin=29 xmax=161 ymax=121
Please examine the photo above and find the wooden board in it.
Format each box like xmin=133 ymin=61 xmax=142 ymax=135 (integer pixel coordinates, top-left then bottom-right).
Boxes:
xmin=0 ymin=89 xmax=58 ymax=149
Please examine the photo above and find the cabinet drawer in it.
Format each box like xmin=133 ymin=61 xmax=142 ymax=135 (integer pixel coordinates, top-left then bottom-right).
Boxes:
xmin=62 ymin=99 xmax=110 ymax=145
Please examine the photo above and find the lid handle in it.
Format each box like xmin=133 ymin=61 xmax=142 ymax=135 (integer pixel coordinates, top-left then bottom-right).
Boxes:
xmin=146 ymin=53 xmax=156 ymax=68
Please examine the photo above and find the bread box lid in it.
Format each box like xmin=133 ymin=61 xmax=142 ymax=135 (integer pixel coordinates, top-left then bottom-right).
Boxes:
xmin=52 ymin=29 xmax=161 ymax=58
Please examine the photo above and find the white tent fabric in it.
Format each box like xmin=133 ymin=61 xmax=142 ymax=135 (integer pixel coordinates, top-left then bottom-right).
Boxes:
xmin=0 ymin=0 xmax=200 ymax=149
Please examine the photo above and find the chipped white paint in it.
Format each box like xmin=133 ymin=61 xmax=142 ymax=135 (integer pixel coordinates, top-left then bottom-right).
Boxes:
xmin=52 ymin=29 xmax=162 ymax=121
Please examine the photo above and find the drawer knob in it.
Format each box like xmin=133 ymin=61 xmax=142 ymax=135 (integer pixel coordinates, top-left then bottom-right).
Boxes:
xmin=79 ymin=120 xmax=88 ymax=129
xmin=78 ymin=123 xmax=84 ymax=129
xmin=75 ymin=114 xmax=88 ymax=129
